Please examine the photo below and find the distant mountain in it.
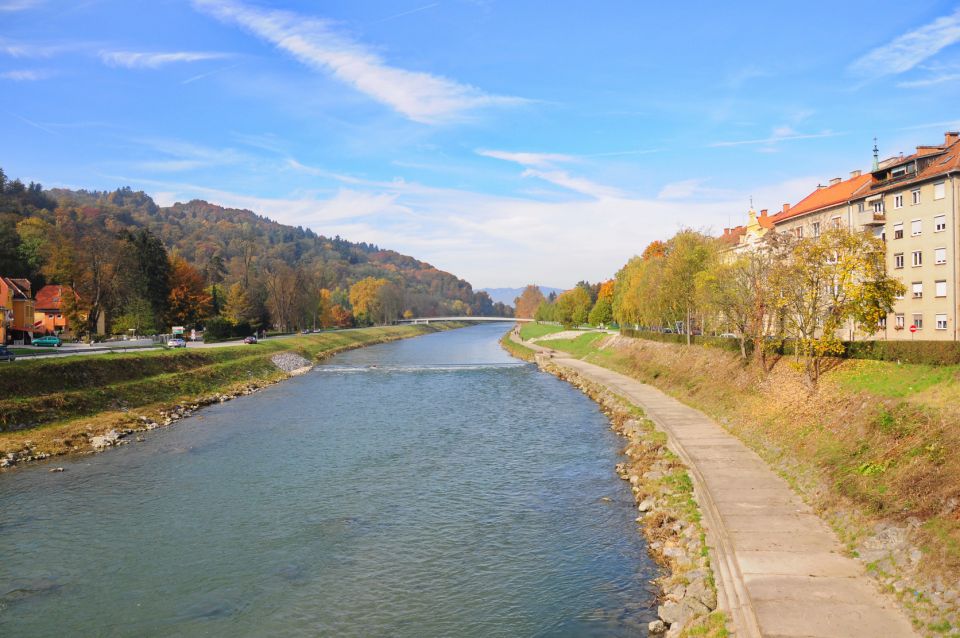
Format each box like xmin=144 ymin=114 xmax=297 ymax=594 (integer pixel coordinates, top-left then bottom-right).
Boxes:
xmin=481 ymin=286 xmax=564 ymax=306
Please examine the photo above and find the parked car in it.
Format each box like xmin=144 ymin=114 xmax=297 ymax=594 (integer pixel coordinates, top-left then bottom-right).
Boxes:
xmin=243 ymin=335 xmax=258 ymax=344
xmin=33 ymin=335 xmax=62 ymax=347
xmin=167 ymin=337 xmax=187 ymax=348
xmin=0 ymin=346 xmax=15 ymax=362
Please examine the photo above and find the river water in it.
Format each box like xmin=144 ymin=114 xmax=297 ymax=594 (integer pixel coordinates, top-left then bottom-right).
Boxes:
xmin=0 ymin=324 xmax=658 ymax=636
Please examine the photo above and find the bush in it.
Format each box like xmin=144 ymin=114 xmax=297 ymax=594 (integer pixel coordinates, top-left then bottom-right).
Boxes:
xmin=203 ymin=317 xmax=234 ymax=342
xmin=621 ymin=328 xmax=960 ymax=366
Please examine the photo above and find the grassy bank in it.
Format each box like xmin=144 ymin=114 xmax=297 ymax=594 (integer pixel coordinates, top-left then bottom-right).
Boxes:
xmin=544 ymin=332 xmax=960 ymax=634
xmin=0 ymin=324 xmax=464 ymax=464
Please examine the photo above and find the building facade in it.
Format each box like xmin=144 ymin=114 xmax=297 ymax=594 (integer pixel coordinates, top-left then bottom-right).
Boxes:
xmin=766 ymin=131 xmax=960 ymax=341
xmin=0 ymin=277 xmax=35 ymax=344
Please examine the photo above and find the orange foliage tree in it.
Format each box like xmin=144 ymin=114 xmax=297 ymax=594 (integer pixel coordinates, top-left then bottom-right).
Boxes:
xmin=514 ymin=285 xmax=546 ymax=319
xmin=167 ymin=255 xmax=211 ymax=328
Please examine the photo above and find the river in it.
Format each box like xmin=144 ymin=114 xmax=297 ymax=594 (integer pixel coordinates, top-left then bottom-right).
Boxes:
xmin=0 ymin=324 xmax=658 ymax=636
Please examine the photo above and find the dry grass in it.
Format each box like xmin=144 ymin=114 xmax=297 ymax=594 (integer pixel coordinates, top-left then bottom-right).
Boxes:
xmin=591 ymin=336 xmax=960 ymax=583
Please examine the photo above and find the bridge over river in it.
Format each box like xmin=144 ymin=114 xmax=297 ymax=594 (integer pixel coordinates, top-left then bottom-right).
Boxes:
xmin=397 ymin=316 xmax=532 ymax=324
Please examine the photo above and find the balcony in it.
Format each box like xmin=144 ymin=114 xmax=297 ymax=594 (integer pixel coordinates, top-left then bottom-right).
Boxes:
xmin=858 ymin=210 xmax=886 ymax=227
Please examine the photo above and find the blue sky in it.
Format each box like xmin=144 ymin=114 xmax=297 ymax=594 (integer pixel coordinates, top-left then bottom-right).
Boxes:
xmin=3 ymin=0 xmax=960 ymax=288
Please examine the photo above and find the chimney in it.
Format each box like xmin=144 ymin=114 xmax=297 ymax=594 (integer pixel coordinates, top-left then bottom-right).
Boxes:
xmin=946 ymin=131 xmax=959 ymax=146
xmin=782 ymin=203 xmax=791 ymax=214
xmin=817 ymin=183 xmax=826 ymax=190
xmin=850 ymin=169 xmax=862 ymax=178
xmin=829 ymin=177 xmax=842 ymax=186
xmin=760 ymin=208 xmax=768 ymax=219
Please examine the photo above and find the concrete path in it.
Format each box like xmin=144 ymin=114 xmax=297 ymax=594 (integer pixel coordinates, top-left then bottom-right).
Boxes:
xmin=513 ymin=334 xmax=917 ymax=638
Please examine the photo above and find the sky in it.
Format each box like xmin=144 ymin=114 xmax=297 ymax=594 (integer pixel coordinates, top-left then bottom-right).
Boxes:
xmin=3 ymin=1 xmax=960 ymax=289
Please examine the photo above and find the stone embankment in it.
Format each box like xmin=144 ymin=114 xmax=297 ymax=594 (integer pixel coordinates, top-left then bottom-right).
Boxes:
xmin=511 ymin=333 xmax=919 ymax=638
xmin=0 ymin=354 xmax=310 ymax=470
xmin=270 ymin=352 xmax=313 ymax=375
xmin=544 ymin=360 xmax=722 ymax=637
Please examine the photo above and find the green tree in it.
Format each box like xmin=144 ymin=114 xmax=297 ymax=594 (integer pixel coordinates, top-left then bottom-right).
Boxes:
xmin=125 ymin=228 xmax=171 ymax=321
xmin=588 ymin=295 xmax=613 ymax=327
xmin=554 ymin=287 xmax=592 ymax=328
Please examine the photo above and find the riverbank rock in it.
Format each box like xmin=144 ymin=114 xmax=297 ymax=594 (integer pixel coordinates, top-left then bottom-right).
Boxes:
xmin=90 ymin=430 xmax=122 ymax=451
xmin=533 ymin=359 xmax=721 ymax=636
xmin=271 ymin=352 xmax=313 ymax=375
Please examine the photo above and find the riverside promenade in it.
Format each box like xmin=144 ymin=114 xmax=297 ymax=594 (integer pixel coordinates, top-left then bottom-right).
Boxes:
xmin=513 ymin=334 xmax=917 ymax=638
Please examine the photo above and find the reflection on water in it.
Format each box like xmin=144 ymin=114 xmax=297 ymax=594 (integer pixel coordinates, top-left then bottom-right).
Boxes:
xmin=0 ymin=324 xmax=658 ymax=637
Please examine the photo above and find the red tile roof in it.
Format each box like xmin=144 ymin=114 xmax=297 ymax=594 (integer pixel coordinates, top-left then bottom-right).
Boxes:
xmin=771 ymin=173 xmax=873 ymax=225
xmin=35 ymin=285 xmax=74 ymax=310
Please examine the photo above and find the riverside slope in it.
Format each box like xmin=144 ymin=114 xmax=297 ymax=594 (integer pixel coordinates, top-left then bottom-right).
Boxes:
xmin=512 ymin=333 xmax=917 ymax=638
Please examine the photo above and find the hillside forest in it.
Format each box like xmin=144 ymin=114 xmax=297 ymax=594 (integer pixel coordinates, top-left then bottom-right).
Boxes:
xmin=0 ymin=167 xmax=511 ymax=338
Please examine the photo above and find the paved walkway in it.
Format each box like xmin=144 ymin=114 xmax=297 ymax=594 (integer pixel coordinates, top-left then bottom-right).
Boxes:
xmin=514 ymin=335 xmax=917 ymax=638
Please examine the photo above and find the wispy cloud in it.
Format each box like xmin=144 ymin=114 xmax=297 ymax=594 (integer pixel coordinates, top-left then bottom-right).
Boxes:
xmin=99 ymin=50 xmax=231 ymax=69
xmin=898 ymin=73 xmax=960 ymax=88
xmin=0 ymin=68 xmax=53 ymax=80
xmin=133 ymin=138 xmax=247 ymax=172
xmin=851 ymin=9 xmax=960 ymax=77
xmin=0 ymin=38 xmax=72 ymax=58
xmin=0 ymin=0 xmax=43 ymax=11
xmin=710 ymin=126 xmax=842 ymax=148
xmin=476 ymin=148 xmax=576 ymax=168
xmin=181 ymin=62 xmax=241 ymax=84
xmin=372 ymin=2 xmax=439 ymax=24
xmin=520 ymin=168 xmax=624 ymax=199
xmin=192 ymin=0 xmax=525 ymax=124
xmin=7 ymin=111 xmax=57 ymax=134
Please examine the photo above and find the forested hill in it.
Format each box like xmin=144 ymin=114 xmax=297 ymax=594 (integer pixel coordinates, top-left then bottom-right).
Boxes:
xmin=0 ymin=168 xmax=510 ymax=334
xmin=49 ymin=188 xmax=506 ymax=316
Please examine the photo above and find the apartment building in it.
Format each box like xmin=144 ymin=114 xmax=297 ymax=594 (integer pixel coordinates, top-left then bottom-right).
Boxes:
xmin=851 ymin=132 xmax=960 ymax=341
xmin=768 ymin=131 xmax=960 ymax=341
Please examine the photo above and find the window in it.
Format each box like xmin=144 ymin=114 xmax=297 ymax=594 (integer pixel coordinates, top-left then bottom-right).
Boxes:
xmin=913 ymin=250 xmax=923 ymax=267
xmin=935 ymin=182 xmax=946 ymax=200
xmin=879 ymin=316 xmax=887 ymax=329
xmin=913 ymin=314 xmax=924 ymax=330
xmin=937 ymin=314 xmax=948 ymax=330
xmin=793 ymin=227 xmax=803 ymax=238
xmin=832 ymin=216 xmax=842 ymax=228
xmin=895 ymin=194 xmax=904 ymax=208
xmin=874 ymin=200 xmax=884 ymax=213
xmin=936 ymin=247 xmax=947 ymax=264
xmin=812 ymin=221 xmax=821 ymax=237
xmin=895 ymin=253 xmax=905 ymax=269
xmin=894 ymin=223 xmax=904 ymax=239
xmin=913 ymin=189 xmax=921 ymax=205
xmin=913 ymin=282 xmax=923 ymax=298
xmin=936 ymin=280 xmax=947 ymax=297
xmin=935 ymin=215 xmax=947 ymax=232
xmin=857 ymin=202 xmax=865 ymax=212
xmin=895 ymin=313 xmax=905 ymax=329
xmin=911 ymin=219 xmax=922 ymax=236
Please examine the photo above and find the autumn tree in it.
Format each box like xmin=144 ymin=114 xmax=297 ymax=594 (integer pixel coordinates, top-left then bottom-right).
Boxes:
xmin=349 ymin=277 xmax=391 ymax=325
xmin=661 ymin=230 xmax=717 ymax=344
xmin=773 ymin=227 xmax=903 ymax=386
xmin=514 ymin=285 xmax=546 ymax=319
xmin=167 ymin=255 xmax=212 ymax=328
xmin=263 ymin=261 xmax=305 ymax=332
xmin=43 ymin=215 xmax=128 ymax=337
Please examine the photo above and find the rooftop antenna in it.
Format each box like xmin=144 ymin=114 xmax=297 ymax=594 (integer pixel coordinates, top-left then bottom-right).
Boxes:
xmin=872 ymin=137 xmax=879 ymax=171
